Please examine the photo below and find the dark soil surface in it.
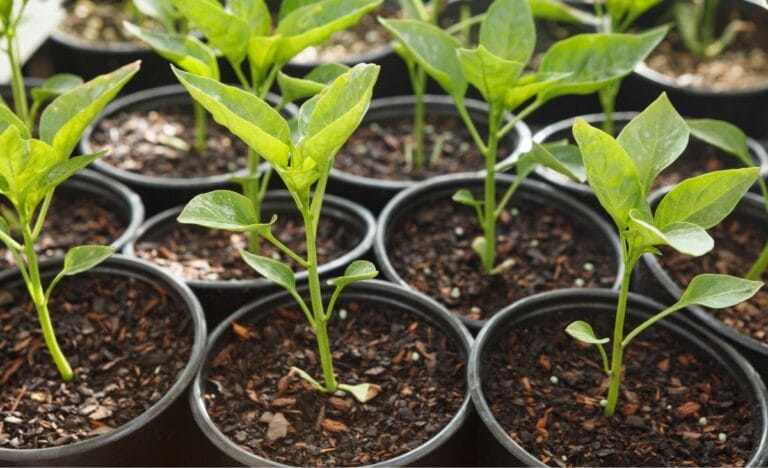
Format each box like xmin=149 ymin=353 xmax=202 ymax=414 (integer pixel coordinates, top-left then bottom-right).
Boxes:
xmin=134 ymin=214 xmax=361 ymax=281
xmin=334 ymin=114 xmax=513 ymax=182
xmin=658 ymin=213 xmax=768 ymax=343
xmin=653 ymin=140 xmax=746 ymax=190
xmin=90 ymin=106 xmax=249 ymax=179
xmin=646 ymin=8 xmax=768 ymax=90
xmin=204 ymin=299 xmax=465 ymax=466
xmin=483 ymin=313 xmax=754 ymax=466
xmin=0 ymin=190 xmax=127 ymax=269
xmin=0 ymin=273 xmax=192 ymax=449
xmin=386 ymin=193 xmax=617 ymax=321
xmin=59 ymin=0 xmax=156 ymax=44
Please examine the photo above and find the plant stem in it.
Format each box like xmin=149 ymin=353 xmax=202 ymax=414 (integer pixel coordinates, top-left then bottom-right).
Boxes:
xmin=245 ymin=148 xmax=262 ymax=254
xmin=598 ymin=82 xmax=620 ymax=136
xmin=6 ymin=28 xmax=28 ymax=127
xmin=481 ymin=109 xmax=501 ymax=273
xmin=22 ymin=226 xmax=73 ymax=381
xmin=193 ymin=101 xmax=207 ymax=154
xmin=412 ymin=67 xmax=426 ymax=169
xmin=747 ymin=240 xmax=768 ymax=281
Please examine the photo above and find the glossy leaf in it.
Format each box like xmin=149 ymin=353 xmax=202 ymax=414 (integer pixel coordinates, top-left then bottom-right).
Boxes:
xmin=30 ymin=74 xmax=83 ymax=105
xmin=380 ymin=18 xmax=467 ymax=99
xmin=240 ymin=250 xmax=296 ymax=291
xmin=687 ymin=119 xmax=752 ymax=167
xmin=573 ymin=118 xmax=648 ymax=229
xmin=503 ymin=71 xmax=570 ymax=110
xmin=540 ymin=27 xmax=667 ymax=99
xmin=654 ymin=168 xmax=759 ymax=230
xmin=457 ymin=46 xmax=524 ymax=104
xmin=566 ymin=320 xmax=609 ymax=344
xmin=676 ymin=274 xmax=763 ymax=309
xmin=399 ymin=0 xmax=428 ymax=20
xmin=248 ymin=35 xmax=281 ymax=86
xmin=59 ymin=245 xmax=115 ymax=277
xmin=32 ymin=152 xmax=107 ymax=196
xmin=327 ymin=260 xmax=378 ymax=288
xmin=124 ymin=23 xmax=218 ymax=79
xmin=617 ymin=93 xmax=689 ymax=193
xmin=452 ymin=189 xmax=483 ymax=207
xmin=628 ymin=210 xmax=713 ymax=256
xmin=40 ymin=61 xmax=140 ymax=157
xmin=529 ymin=0 xmax=595 ymax=24
xmin=0 ymin=101 xmax=30 ymax=138
xmin=277 ymin=64 xmax=350 ymax=104
xmin=173 ymin=67 xmax=291 ymax=166
xmin=229 ymin=0 xmax=271 ymax=37
xmin=177 ymin=190 xmax=277 ymax=232
xmin=606 ymin=0 xmax=662 ymax=31
xmin=515 ymin=142 xmax=585 ymax=182
xmin=173 ymin=0 xmax=249 ymax=65
xmin=133 ymin=0 xmax=176 ymax=30
xmin=480 ymin=0 xmax=535 ymax=64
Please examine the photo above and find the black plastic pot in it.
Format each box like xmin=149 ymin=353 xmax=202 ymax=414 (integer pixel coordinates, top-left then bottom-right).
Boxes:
xmin=80 ymin=85 xmax=298 ymax=217
xmin=637 ymin=189 xmax=768 ymax=379
xmin=0 ymin=255 xmax=208 ymax=466
xmin=189 ymin=279 xmax=474 ymax=466
xmin=468 ymin=288 xmax=768 ymax=466
xmin=327 ymin=95 xmax=532 ymax=214
xmin=532 ymin=111 xmax=768 ymax=209
xmin=123 ymin=191 xmax=377 ymax=326
xmin=619 ymin=0 xmax=768 ymax=138
xmin=374 ymin=173 xmax=624 ymax=332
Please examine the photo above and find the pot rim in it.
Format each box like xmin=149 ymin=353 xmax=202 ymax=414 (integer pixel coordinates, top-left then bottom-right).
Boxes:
xmin=50 ymin=26 xmax=151 ymax=54
xmin=469 ymin=287 xmax=768 ymax=467
xmin=0 ymin=254 xmax=207 ymax=461
xmin=328 ymin=94 xmax=532 ymax=191
xmin=123 ymin=191 xmax=377 ymax=290
xmin=189 ymin=279 xmax=473 ymax=467
xmin=373 ymin=172 xmax=624 ymax=330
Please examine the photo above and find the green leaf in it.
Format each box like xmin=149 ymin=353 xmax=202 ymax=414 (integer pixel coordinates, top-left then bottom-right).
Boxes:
xmin=297 ymin=64 xmax=379 ymax=167
xmin=277 ymin=64 xmax=350 ymax=105
xmin=503 ymin=71 xmax=570 ymax=110
xmin=40 ymin=61 xmax=140 ymax=157
xmin=655 ymin=168 xmax=759 ymax=230
xmin=529 ymin=0 xmax=595 ymax=24
xmin=327 ymin=260 xmax=378 ymax=288
xmin=177 ymin=190 xmax=277 ymax=232
xmin=276 ymin=0 xmax=383 ymax=65
xmin=565 ymin=320 xmax=609 ymax=344
xmin=457 ymin=46 xmax=524 ymax=104
xmin=480 ymin=0 xmax=535 ymax=64
xmin=173 ymin=67 xmax=292 ymax=166
xmin=540 ymin=27 xmax=667 ymax=99
xmin=617 ymin=93 xmax=689 ymax=193
xmin=248 ymin=35 xmax=281 ymax=86
xmin=515 ymin=142 xmax=585 ymax=182
xmin=676 ymin=274 xmax=763 ymax=309
xmin=0 ymin=101 xmax=30 ymax=138
xmin=452 ymin=188 xmax=483 ymax=207
xmin=379 ymin=18 xmax=467 ymax=99
xmin=229 ymin=0 xmax=271 ymax=37
xmin=573 ymin=118 xmax=648 ymax=229
xmin=133 ymin=0 xmax=177 ymax=30
xmin=173 ymin=0 xmax=249 ymax=66
xmin=60 ymin=245 xmax=115 ymax=277
xmin=687 ymin=119 xmax=752 ymax=167
xmin=32 ymin=151 xmax=107 ymax=195
xmin=399 ymin=0 xmax=428 ymax=20
xmin=279 ymin=0 xmax=322 ymax=19
xmin=30 ymin=74 xmax=84 ymax=105
xmin=124 ymin=22 xmax=219 ymax=79
xmin=628 ymin=210 xmax=713 ymax=256
xmin=239 ymin=250 xmax=296 ymax=291
xmin=606 ymin=0 xmax=662 ymax=31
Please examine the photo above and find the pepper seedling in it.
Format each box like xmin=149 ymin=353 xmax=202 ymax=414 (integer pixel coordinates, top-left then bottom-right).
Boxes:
xmin=0 ymin=62 xmax=140 ymax=381
xmin=125 ymin=0 xmax=382 ymax=253
xmin=672 ymin=0 xmax=750 ymax=58
xmin=382 ymin=0 xmax=666 ymax=273
xmin=566 ymin=93 xmax=762 ymax=417
xmin=175 ymin=63 xmax=382 ymax=403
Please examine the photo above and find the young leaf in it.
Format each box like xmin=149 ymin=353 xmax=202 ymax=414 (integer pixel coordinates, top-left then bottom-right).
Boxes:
xmin=676 ymin=274 xmax=763 ymax=309
xmin=30 ymin=74 xmax=84 ymax=105
xmin=606 ymin=0 xmax=662 ymax=31
xmin=228 ymin=0 xmax=271 ymax=38
xmin=617 ymin=93 xmax=689 ymax=193
xmin=628 ymin=210 xmax=714 ymax=256
xmin=479 ymin=0 xmax=535 ymax=65
xmin=40 ymin=61 xmax=140 ymax=157
xmin=565 ymin=320 xmax=609 ymax=344
xmin=379 ymin=18 xmax=467 ymax=99
xmin=503 ymin=72 xmax=570 ymax=110
xmin=239 ymin=250 xmax=296 ymax=291
xmin=59 ymin=245 xmax=115 ymax=277
xmin=279 ymin=0 xmax=322 ymax=19
xmin=133 ymin=0 xmax=176 ymax=31
xmin=514 ymin=142 xmax=585 ymax=182
xmin=457 ymin=46 xmax=524 ymax=104
xmin=327 ymin=260 xmax=378 ymax=288
xmin=177 ymin=190 xmax=277 ymax=232
xmin=654 ymin=168 xmax=759 ymax=230
xmin=687 ymin=119 xmax=752 ymax=167
xmin=452 ymin=189 xmax=483 ymax=207
xmin=124 ymin=23 xmax=219 ymax=79
xmin=540 ymin=27 xmax=667 ymax=99
xmin=573 ymin=119 xmax=648 ymax=229
xmin=31 ymin=152 xmax=108 ymax=198
xmin=0 ymin=101 xmax=30 ymax=138
xmin=399 ymin=0 xmax=428 ymax=20
xmin=172 ymin=0 xmax=249 ymax=66
xmin=173 ymin=67 xmax=292 ymax=166
xmin=529 ymin=0 xmax=595 ymax=24
xmin=277 ymin=64 xmax=350 ymax=105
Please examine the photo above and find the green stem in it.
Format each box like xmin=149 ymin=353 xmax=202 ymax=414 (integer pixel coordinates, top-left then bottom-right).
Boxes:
xmin=6 ymin=28 xmax=28 ymax=127
xmin=747 ymin=240 xmax=768 ymax=281
xmin=445 ymin=13 xmax=486 ymax=36
xmin=599 ymin=82 xmax=620 ymax=136
xmin=244 ymin=148 xmax=262 ymax=254
xmin=31 ymin=192 xmax=54 ymax=239
xmin=495 ymin=98 xmax=544 ymax=141
xmin=702 ymin=0 xmax=716 ymax=48
xmin=232 ymin=63 xmax=252 ymax=93
xmin=494 ymin=176 xmax=524 ymax=220
xmin=258 ymin=66 xmax=279 ymax=100
xmin=481 ymin=109 xmax=501 ymax=273
xmin=455 ymin=100 xmax=488 ymax=154
xmin=413 ymin=67 xmax=426 ymax=169
xmin=193 ymin=101 xmax=207 ymax=154
xmin=622 ymin=304 xmax=684 ymax=348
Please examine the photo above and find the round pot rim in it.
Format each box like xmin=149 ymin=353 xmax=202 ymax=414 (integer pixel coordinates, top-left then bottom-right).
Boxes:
xmin=189 ymin=278 xmax=473 ymax=467
xmin=532 ymin=111 xmax=768 ymax=195
xmin=81 ymin=84 xmax=298 ymax=188
xmin=373 ymin=172 xmax=625 ymax=330
xmin=328 ymin=94 xmax=532 ymax=191
xmin=468 ymin=287 xmax=768 ymax=467
xmin=50 ymin=26 xmax=150 ymax=54
xmin=123 ymin=190 xmax=377 ymax=290
xmin=642 ymin=187 xmax=768 ymax=355
xmin=0 ymin=254 xmax=207 ymax=460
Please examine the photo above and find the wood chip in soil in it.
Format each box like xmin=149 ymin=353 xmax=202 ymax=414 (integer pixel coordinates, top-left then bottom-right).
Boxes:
xmin=645 ymin=9 xmax=768 ymax=91
xmin=0 ymin=273 xmax=192 ymax=449
xmin=658 ymin=213 xmax=768 ymax=343
xmin=483 ymin=312 xmax=754 ymax=466
xmin=386 ymin=193 xmax=617 ymax=321
xmin=334 ymin=114 xmax=513 ymax=181
xmin=90 ymin=106 xmax=248 ymax=179
xmin=134 ymin=214 xmax=361 ymax=281
xmin=204 ymin=300 xmax=465 ymax=466
xmin=0 ymin=189 xmax=127 ymax=270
